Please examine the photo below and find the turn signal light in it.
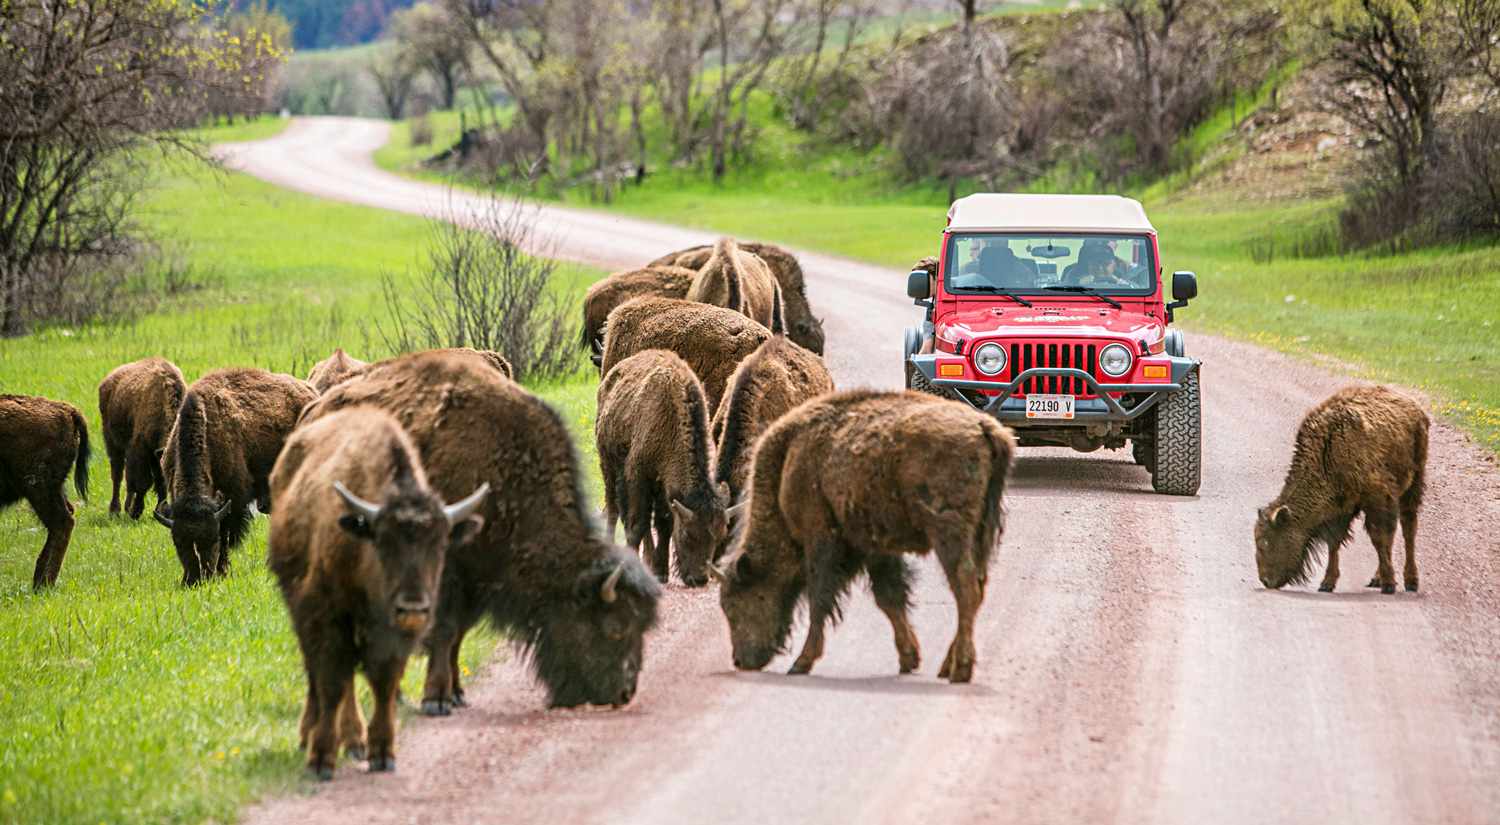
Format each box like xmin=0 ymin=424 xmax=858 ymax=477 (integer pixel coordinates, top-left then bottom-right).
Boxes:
xmin=938 ymin=363 xmax=965 ymax=377
xmin=1142 ymin=365 xmax=1169 ymax=379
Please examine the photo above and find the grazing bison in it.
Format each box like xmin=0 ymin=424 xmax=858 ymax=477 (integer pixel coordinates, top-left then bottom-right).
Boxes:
xmin=0 ymin=395 xmax=90 ymax=590
xmin=298 ymin=350 xmax=661 ymax=713
xmin=600 ymin=297 xmax=771 ymax=418
xmin=98 ymin=357 xmax=185 ymax=519
xmin=650 ymin=240 xmax=824 ymax=355
xmin=582 ymin=266 xmax=697 ymax=366
xmin=597 ymin=350 xmax=730 ymax=587
xmin=685 ymin=238 xmax=785 ymax=334
xmin=306 ymin=349 xmax=369 ymax=394
xmin=269 ymin=407 xmax=488 ymax=780
xmin=713 ymin=390 xmax=1014 ymax=683
xmin=155 ymin=369 xmax=318 ymax=585
xmin=1255 ymin=385 xmax=1430 ymax=594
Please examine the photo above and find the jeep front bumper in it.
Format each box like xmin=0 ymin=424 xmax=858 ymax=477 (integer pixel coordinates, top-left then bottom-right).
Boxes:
xmin=908 ymin=353 xmax=1199 ymax=424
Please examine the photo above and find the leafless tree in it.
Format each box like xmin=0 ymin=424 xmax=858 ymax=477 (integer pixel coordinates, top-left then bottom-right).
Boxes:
xmin=390 ymin=2 xmax=470 ymax=111
xmin=368 ymin=48 xmax=419 ymax=119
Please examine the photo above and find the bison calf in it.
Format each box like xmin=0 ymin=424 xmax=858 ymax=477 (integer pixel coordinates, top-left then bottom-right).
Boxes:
xmin=600 ymin=297 xmax=771 ymax=418
xmin=686 ymin=238 xmax=785 ymax=335
xmin=1255 ymin=384 xmax=1429 ymax=594
xmin=99 ymin=357 xmax=184 ymax=519
xmin=156 ymin=368 xmax=317 ymax=585
xmin=0 ymin=395 xmax=90 ymax=589
xmin=650 ymin=240 xmax=824 ymax=354
xmin=269 ymin=407 xmax=487 ymax=780
xmin=714 ymin=390 xmax=1014 ymax=683
xmin=307 ymin=349 xmax=369 ymax=394
xmin=583 ymin=266 xmax=697 ymax=366
xmin=597 ymin=350 xmax=729 ymax=587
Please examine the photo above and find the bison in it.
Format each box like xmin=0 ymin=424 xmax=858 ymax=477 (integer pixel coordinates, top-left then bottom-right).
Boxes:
xmin=306 ymin=349 xmax=369 ymax=394
xmin=1255 ymin=384 xmax=1430 ymax=594
xmin=600 ymin=297 xmax=771 ymax=418
xmin=649 ymin=240 xmax=824 ymax=354
xmin=685 ymin=238 xmax=785 ymax=334
xmin=269 ymin=406 xmax=488 ymax=780
xmin=155 ymin=368 xmax=318 ymax=585
xmin=0 ymin=394 xmax=90 ymax=590
xmin=713 ymin=390 xmax=1014 ymax=683
xmin=297 ymin=349 xmax=661 ymax=713
xmin=98 ymin=357 xmax=185 ymax=519
xmin=597 ymin=350 xmax=730 ymax=587
xmin=582 ymin=265 xmax=697 ymax=366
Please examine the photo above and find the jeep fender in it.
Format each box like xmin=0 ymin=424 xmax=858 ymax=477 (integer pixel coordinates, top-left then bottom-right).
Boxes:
xmin=1165 ymin=329 xmax=1186 ymax=357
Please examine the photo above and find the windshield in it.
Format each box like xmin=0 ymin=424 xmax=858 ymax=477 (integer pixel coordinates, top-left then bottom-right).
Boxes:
xmin=943 ymin=233 xmax=1157 ymax=295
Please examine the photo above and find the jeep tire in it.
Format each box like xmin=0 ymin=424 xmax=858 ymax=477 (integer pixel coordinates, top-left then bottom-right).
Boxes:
xmin=907 ymin=361 xmax=962 ymax=401
xmin=1150 ymin=369 xmax=1201 ymax=495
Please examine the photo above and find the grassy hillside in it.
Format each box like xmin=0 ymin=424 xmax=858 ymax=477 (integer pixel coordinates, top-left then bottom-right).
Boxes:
xmin=0 ymin=121 xmax=605 ymax=825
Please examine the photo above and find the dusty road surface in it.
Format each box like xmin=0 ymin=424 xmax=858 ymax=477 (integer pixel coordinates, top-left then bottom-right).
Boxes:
xmin=227 ymin=118 xmax=1500 ymax=825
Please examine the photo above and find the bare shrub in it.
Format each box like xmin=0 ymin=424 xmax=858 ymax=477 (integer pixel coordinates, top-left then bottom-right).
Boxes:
xmin=1422 ymin=110 xmax=1500 ymax=241
xmin=379 ymin=198 xmax=580 ymax=382
xmin=409 ymin=112 xmax=434 ymax=147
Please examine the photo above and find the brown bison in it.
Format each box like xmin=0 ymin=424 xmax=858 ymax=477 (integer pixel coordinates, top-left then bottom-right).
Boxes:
xmin=0 ymin=395 xmax=90 ymax=590
xmin=650 ymin=240 xmax=824 ymax=354
xmin=297 ymin=349 xmax=661 ymax=713
xmin=597 ymin=350 xmax=730 ymax=587
xmin=98 ymin=357 xmax=185 ymax=519
xmin=685 ymin=238 xmax=786 ymax=334
xmin=306 ymin=349 xmax=369 ymax=394
xmin=582 ymin=265 xmax=697 ymax=366
xmin=155 ymin=369 xmax=318 ymax=586
xmin=1255 ymin=385 xmax=1430 ymax=594
xmin=713 ymin=390 xmax=1014 ymax=683
xmin=600 ymin=297 xmax=771 ymax=418
xmin=269 ymin=407 xmax=488 ymax=780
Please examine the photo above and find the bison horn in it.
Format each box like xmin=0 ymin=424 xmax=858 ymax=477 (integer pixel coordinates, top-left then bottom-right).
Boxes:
xmin=706 ymin=563 xmax=730 ymax=584
xmin=214 ymin=498 xmax=232 ymax=520
xmin=600 ymin=562 xmax=625 ymax=604
xmin=442 ymin=482 xmax=490 ymax=525
xmin=725 ymin=501 xmax=749 ymax=522
xmin=153 ymin=502 xmax=174 ymax=529
xmin=333 ymin=481 xmax=382 ymax=521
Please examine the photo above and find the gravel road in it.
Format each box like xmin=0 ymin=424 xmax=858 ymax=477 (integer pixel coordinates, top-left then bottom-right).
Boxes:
xmin=224 ymin=117 xmax=1500 ymax=825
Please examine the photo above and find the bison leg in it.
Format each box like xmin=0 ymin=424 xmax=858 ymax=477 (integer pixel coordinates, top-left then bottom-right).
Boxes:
xmin=868 ymin=556 xmax=921 ymax=674
xmin=651 ymin=494 xmax=673 ymax=586
xmin=365 ymin=655 xmax=407 ymax=772
xmin=1364 ymin=504 xmax=1400 ymax=595
xmin=420 ymin=621 xmax=459 ymax=716
xmin=789 ymin=544 xmax=861 ymax=676
xmin=935 ymin=548 xmax=984 ymax=684
xmin=124 ymin=439 xmax=156 ymax=520
xmin=1399 ymin=503 xmax=1420 ymax=593
xmin=336 ymin=680 xmax=367 ymax=762
xmin=307 ymin=653 xmax=356 ymax=780
xmin=449 ymin=624 xmax=469 ymax=707
xmin=107 ymin=442 xmax=125 ymax=516
xmin=1318 ymin=542 xmax=1341 ymax=592
xmin=600 ymin=449 xmax=625 ymax=542
xmin=28 ymin=484 xmax=76 ymax=590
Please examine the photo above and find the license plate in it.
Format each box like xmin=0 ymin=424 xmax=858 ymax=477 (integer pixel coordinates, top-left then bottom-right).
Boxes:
xmin=1025 ymin=394 xmax=1075 ymax=420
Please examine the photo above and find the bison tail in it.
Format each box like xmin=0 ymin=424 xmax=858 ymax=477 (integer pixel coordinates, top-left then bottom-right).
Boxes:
xmin=974 ymin=420 xmax=1015 ymax=569
xmin=769 ymin=282 xmax=786 ymax=336
xmin=71 ymin=407 xmax=91 ymax=502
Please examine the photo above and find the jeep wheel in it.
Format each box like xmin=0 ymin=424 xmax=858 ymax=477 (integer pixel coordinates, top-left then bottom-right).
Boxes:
xmin=1151 ymin=369 xmax=1201 ymax=496
xmin=907 ymin=361 xmax=962 ymax=401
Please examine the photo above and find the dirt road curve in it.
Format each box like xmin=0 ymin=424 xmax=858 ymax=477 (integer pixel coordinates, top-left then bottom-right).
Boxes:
xmin=224 ymin=118 xmax=1500 ymax=825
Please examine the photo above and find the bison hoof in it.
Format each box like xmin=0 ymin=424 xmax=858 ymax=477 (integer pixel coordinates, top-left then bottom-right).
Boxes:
xmin=1318 ymin=583 xmax=1335 ymax=593
xmin=1381 ymin=583 xmax=1397 ymax=595
xmin=368 ymin=755 xmax=396 ymax=773
xmin=451 ymin=690 xmax=468 ymax=708
xmin=308 ymin=764 xmax=335 ymax=782
xmin=344 ymin=743 xmax=366 ymax=762
xmin=787 ymin=660 xmax=814 ymax=676
xmin=1405 ymin=581 xmax=1419 ymax=592
xmin=1366 ymin=577 xmax=1381 ymax=588
xmin=680 ymin=575 xmax=707 ymax=588
xmin=898 ymin=653 xmax=920 ymax=674
xmin=947 ymin=662 xmax=974 ymax=684
xmin=420 ymin=698 xmax=452 ymax=717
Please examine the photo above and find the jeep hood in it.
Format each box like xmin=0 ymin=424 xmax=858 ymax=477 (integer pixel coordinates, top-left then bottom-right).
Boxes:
xmin=936 ymin=303 xmax=1165 ymax=345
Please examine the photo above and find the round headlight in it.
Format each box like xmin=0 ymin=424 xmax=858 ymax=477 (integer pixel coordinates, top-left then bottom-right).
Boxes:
xmin=974 ymin=342 xmax=1007 ymax=376
xmin=1099 ymin=343 xmax=1133 ymax=377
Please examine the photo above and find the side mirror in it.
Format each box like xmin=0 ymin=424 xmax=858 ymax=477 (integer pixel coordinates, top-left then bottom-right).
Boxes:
xmin=907 ymin=269 xmax=931 ymax=301
xmin=1172 ymin=271 xmax=1198 ymax=302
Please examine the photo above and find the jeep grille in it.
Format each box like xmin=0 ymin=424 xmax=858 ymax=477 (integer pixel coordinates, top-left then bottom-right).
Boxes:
xmin=1009 ymin=342 xmax=1098 ymax=397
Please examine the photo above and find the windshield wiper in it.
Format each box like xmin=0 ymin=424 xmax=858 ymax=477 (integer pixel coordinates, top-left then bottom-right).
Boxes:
xmin=951 ymin=286 xmax=1033 ymax=307
xmin=1042 ymin=285 xmax=1122 ymax=309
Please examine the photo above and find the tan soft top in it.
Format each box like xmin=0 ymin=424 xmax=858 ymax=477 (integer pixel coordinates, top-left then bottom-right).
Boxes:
xmin=946 ymin=193 xmax=1155 ymax=234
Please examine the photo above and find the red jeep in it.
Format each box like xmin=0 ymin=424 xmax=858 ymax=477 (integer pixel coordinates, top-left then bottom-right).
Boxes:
xmin=904 ymin=194 xmax=1201 ymax=495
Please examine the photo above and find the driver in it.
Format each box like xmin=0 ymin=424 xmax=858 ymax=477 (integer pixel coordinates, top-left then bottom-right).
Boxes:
xmin=1071 ymin=243 xmax=1131 ymax=288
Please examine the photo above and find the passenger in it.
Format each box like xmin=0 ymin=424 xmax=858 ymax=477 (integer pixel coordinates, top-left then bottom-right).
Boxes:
xmin=977 ymin=244 xmax=1036 ymax=288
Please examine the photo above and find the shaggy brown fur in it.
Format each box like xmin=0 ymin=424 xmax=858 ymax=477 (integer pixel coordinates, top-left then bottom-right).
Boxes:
xmin=711 ymin=335 xmax=834 ymax=556
xmin=298 ymin=350 xmax=661 ymax=713
xmin=649 ymin=240 xmax=824 ymax=354
xmin=0 ymin=394 xmax=90 ymax=590
xmin=99 ymin=357 xmax=184 ymax=519
xmin=269 ymin=407 xmax=486 ymax=780
xmin=157 ymin=369 xmax=318 ymax=585
xmin=686 ymin=238 xmax=785 ymax=334
xmin=599 ymin=297 xmax=771 ymax=418
xmin=582 ymin=266 xmax=697 ymax=365
xmin=1255 ymin=385 xmax=1430 ymax=594
xmin=597 ymin=350 xmax=729 ymax=587
xmin=307 ymin=349 xmax=370 ymax=394
xmin=714 ymin=390 xmax=1014 ymax=683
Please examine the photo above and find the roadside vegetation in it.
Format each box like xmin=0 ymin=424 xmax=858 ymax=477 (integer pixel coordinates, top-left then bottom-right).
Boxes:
xmin=0 ymin=120 xmax=605 ymax=825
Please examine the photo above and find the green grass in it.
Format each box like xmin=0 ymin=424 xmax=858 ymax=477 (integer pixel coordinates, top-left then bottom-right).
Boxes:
xmin=0 ymin=124 xmax=606 ymax=825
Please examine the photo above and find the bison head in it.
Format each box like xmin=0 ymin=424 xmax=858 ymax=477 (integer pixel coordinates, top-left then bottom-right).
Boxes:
xmin=332 ymin=477 xmax=489 ymax=636
xmin=789 ymin=312 xmax=826 ymax=356
xmin=668 ymin=482 xmax=731 ymax=588
xmin=154 ymin=495 xmax=231 ymax=586
xmin=531 ymin=549 xmax=660 ymax=708
xmin=712 ymin=545 xmax=802 ymax=672
xmin=1254 ymin=503 xmax=1316 ymax=589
